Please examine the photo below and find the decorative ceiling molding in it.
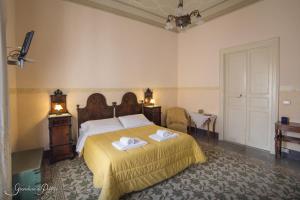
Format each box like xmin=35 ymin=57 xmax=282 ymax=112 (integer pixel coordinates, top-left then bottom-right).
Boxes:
xmin=64 ymin=0 xmax=261 ymax=32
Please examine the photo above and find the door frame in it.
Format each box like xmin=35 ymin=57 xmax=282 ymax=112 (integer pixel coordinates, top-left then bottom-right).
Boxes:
xmin=0 ymin=0 xmax=12 ymax=197
xmin=219 ymin=38 xmax=280 ymax=154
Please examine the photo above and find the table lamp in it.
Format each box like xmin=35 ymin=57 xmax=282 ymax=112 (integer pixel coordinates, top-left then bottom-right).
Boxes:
xmin=54 ymin=104 xmax=63 ymax=114
xmin=49 ymin=89 xmax=68 ymax=115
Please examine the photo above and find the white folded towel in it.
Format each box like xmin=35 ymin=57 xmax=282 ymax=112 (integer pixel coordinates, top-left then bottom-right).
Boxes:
xmin=156 ymin=129 xmax=171 ymax=137
xmin=149 ymin=133 xmax=177 ymax=142
xmin=112 ymin=138 xmax=147 ymax=151
xmin=120 ymin=137 xmax=135 ymax=145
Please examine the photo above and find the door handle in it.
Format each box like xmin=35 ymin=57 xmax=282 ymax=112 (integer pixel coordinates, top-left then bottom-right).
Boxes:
xmin=237 ymin=94 xmax=242 ymax=98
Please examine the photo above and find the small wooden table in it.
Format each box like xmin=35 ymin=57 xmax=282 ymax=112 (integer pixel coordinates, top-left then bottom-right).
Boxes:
xmin=189 ymin=113 xmax=217 ymax=141
xmin=275 ymin=122 xmax=300 ymax=158
xmin=48 ymin=113 xmax=74 ymax=163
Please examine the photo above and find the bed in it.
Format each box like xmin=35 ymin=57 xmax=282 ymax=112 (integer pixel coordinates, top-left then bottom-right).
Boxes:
xmin=76 ymin=92 xmax=207 ymax=200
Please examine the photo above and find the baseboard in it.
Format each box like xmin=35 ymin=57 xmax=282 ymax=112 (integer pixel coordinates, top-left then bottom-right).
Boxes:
xmin=188 ymin=126 xmax=219 ymax=139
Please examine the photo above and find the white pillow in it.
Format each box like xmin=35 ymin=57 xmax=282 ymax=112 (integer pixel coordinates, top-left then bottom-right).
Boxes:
xmin=80 ymin=118 xmax=124 ymax=135
xmin=76 ymin=118 xmax=124 ymax=153
xmin=118 ymin=114 xmax=153 ymax=128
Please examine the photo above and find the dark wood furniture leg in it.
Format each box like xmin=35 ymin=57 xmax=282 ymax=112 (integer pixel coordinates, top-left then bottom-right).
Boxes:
xmin=212 ymin=118 xmax=217 ymax=138
xmin=206 ymin=119 xmax=211 ymax=142
xmin=275 ymin=128 xmax=282 ymax=159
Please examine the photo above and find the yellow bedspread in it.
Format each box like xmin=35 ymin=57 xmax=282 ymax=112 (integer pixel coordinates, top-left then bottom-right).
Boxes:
xmin=83 ymin=124 xmax=207 ymax=200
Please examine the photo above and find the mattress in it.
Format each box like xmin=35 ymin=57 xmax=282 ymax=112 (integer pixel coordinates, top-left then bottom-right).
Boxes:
xmin=83 ymin=124 xmax=207 ymax=200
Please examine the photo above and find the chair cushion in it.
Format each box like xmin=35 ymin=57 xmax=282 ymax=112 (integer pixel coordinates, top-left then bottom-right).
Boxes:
xmin=167 ymin=123 xmax=187 ymax=133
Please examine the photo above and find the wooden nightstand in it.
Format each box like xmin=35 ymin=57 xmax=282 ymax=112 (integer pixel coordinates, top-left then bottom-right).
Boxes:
xmin=48 ymin=113 xmax=74 ymax=163
xmin=144 ymin=105 xmax=161 ymax=126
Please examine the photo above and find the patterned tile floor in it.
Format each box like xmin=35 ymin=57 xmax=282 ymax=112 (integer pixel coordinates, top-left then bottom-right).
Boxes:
xmin=40 ymin=135 xmax=300 ymax=200
xmin=198 ymin=134 xmax=300 ymax=175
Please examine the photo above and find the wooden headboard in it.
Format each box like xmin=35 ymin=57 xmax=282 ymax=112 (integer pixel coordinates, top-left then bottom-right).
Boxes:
xmin=77 ymin=92 xmax=143 ymax=132
xmin=77 ymin=93 xmax=114 ymax=130
xmin=115 ymin=92 xmax=143 ymax=117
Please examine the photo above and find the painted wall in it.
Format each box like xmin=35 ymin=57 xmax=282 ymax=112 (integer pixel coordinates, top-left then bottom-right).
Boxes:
xmin=12 ymin=0 xmax=178 ymax=151
xmin=9 ymin=0 xmax=300 ymax=153
xmin=177 ymin=0 xmax=300 ymax=151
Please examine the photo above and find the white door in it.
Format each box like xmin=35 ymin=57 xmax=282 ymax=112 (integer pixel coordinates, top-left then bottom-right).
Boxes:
xmin=246 ymin=47 xmax=272 ymax=150
xmin=224 ymin=41 xmax=276 ymax=151
xmin=224 ymin=51 xmax=247 ymax=145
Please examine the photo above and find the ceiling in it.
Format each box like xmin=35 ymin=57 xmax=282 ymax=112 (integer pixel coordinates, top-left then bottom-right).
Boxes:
xmin=65 ymin=0 xmax=260 ymax=31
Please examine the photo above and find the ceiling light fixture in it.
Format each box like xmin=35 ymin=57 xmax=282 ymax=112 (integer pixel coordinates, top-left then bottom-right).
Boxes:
xmin=165 ymin=0 xmax=204 ymax=31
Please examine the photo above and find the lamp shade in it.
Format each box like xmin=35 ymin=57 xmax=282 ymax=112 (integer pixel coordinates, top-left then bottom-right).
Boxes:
xmin=54 ymin=104 xmax=63 ymax=112
xmin=150 ymin=98 xmax=155 ymax=105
